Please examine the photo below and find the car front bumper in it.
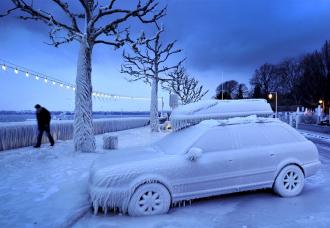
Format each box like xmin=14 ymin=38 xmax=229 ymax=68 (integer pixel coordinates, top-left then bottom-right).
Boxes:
xmin=89 ymin=184 xmax=131 ymax=214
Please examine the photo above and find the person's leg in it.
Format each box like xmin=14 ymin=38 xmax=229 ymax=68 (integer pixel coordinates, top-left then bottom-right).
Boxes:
xmin=34 ymin=128 xmax=44 ymax=147
xmin=45 ymin=125 xmax=55 ymax=146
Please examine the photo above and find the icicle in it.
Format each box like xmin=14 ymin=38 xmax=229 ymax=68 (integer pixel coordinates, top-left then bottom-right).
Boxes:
xmin=93 ymin=202 xmax=98 ymax=215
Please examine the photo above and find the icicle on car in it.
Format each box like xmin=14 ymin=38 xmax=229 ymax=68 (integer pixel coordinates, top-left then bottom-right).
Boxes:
xmin=89 ymin=116 xmax=321 ymax=216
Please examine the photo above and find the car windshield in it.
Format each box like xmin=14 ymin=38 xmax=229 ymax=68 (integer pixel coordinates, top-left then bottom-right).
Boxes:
xmin=154 ymin=122 xmax=214 ymax=155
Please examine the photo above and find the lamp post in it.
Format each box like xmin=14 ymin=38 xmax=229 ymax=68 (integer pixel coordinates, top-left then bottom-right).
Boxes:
xmin=319 ymin=99 xmax=325 ymax=111
xmin=268 ymin=92 xmax=278 ymax=118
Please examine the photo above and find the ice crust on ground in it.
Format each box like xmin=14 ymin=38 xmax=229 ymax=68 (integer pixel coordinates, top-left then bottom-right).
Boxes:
xmin=0 ymin=125 xmax=329 ymax=227
xmin=170 ymin=99 xmax=273 ymax=130
xmin=0 ymin=126 xmax=167 ymax=228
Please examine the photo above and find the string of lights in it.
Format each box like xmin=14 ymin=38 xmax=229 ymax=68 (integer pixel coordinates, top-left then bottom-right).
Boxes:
xmin=0 ymin=58 xmax=156 ymax=101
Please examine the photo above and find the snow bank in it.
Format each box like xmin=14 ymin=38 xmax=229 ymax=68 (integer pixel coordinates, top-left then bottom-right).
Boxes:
xmin=170 ymin=99 xmax=273 ymax=130
xmin=0 ymin=118 xmax=149 ymax=151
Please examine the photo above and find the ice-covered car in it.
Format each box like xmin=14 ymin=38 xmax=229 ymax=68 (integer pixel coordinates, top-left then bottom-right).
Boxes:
xmin=89 ymin=116 xmax=321 ymax=216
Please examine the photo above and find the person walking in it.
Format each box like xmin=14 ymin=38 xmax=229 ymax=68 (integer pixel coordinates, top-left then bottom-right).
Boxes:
xmin=34 ymin=104 xmax=55 ymax=148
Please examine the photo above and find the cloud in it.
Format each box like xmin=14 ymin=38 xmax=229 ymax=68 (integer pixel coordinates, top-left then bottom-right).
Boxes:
xmin=164 ymin=0 xmax=330 ymax=80
xmin=1 ymin=0 xmax=330 ymax=109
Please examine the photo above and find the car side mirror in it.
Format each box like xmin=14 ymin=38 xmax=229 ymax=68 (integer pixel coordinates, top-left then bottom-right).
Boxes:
xmin=186 ymin=147 xmax=203 ymax=161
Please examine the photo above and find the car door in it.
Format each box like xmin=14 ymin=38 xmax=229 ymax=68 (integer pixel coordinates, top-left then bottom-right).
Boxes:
xmin=229 ymin=124 xmax=278 ymax=190
xmin=172 ymin=126 xmax=240 ymax=199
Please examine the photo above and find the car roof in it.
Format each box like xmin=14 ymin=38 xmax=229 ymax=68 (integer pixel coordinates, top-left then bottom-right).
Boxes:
xmin=200 ymin=115 xmax=281 ymax=128
xmin=202 ymin=116 xmax=306 ymax=142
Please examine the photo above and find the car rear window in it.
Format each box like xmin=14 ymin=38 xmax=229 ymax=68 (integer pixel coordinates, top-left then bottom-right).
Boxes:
xmin=230 ymin=123 xmax=303 ymax=149
xmin=262 ymin=124 xmax=304 ymax=144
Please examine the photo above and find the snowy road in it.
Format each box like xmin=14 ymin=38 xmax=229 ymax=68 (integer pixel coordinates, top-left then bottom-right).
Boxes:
xmin=0 ymin=128 xmax=329 ymax=228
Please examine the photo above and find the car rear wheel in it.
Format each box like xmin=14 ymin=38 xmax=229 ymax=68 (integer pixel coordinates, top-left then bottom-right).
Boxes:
xmin=273 ymin=165 xmax=304 ymax=197
xmin=128 ymin=183 xmax=171 ymax=216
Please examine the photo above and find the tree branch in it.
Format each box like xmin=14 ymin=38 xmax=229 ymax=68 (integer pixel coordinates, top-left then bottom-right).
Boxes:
xmin=51 ymin=0 xmax=80 ymax=32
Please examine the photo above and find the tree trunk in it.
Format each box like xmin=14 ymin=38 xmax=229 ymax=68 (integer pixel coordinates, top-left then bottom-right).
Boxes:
xmin=150 ymin=77 xmax=159 ymax=132
xmin=73 ymin=39 xmax=96 ymax=152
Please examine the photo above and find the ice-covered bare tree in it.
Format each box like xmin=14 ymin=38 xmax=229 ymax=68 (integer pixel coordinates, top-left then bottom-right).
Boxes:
xmin=163 ymin=66 xmax=208 ymax=105
xmin=121 ymin=24 xmax=184 ymax=132
xmin=1 ymin=0 xmax=165 ymax=152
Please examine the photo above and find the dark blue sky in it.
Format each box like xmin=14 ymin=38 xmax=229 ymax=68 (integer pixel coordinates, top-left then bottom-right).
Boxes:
xmin=1 ymin=0 xmax=330 ymax=111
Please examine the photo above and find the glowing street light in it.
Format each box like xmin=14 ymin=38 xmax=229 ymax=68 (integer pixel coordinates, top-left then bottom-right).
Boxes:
xmin=268 ymin=92 xmax=278 ymax=118
xmin=319 ymin=99 xmax=325 ymax=110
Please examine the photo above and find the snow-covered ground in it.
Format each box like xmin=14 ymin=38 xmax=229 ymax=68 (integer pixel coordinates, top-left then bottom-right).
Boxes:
xmin=0 ymin=127 xmax=330 ymax=228
xmin=0 ymin=126 xmax=167 ymax=228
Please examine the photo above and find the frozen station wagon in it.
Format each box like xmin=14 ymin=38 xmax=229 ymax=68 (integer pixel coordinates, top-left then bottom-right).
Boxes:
xmin=89 ymin=116 xmax=321 ymax=216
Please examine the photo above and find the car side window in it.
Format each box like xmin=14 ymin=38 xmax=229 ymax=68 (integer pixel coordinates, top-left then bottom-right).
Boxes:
xmin=263 ymin=125 xmax=300 ymax=144
xmin=193 ymin=126 xmax=235 ymax=153
xmin=231 ymin=124 xmax=270 ymax=148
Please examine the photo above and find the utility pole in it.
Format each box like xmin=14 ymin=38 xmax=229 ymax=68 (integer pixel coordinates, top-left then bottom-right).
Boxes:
xmin=221 ymin=71 xmax=224 ymax=100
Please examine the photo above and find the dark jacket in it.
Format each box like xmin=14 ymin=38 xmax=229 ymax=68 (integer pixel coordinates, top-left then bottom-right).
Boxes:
xmin=36 ymin=107 xmax=51 ymax=129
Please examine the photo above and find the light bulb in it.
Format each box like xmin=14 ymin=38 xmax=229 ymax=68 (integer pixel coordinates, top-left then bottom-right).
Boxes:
xmin=35 ymin=76 xmax=39 ymax=80
xmin=25 ymin=72 xmax=29 ymax=77
xmin=14 ymin=68 xmax=19 ymax=74
xmin=1 ymin=65 xmax=6 ymax=71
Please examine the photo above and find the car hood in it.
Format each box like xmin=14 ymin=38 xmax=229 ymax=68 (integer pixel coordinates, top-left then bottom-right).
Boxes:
xmin=90 ymin=146 xmax=164 ymax=184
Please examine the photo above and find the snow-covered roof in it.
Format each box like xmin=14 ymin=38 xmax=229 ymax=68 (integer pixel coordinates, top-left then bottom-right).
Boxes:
xmin=170 ymin=99 xmax=273 ymax=130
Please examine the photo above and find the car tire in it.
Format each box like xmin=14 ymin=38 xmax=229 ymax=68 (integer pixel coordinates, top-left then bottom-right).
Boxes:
xmin=128 ymin=183 xmax=171 ymax=216
xmin=273 ymin=165 xmax=304 ymax=197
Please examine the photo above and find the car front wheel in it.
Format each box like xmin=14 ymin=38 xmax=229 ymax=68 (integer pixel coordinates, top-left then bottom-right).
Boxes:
xmin=128 ymin=183 xmax=171 ymax=216
xmin=273 ymin=165 xmax=304 ymax=197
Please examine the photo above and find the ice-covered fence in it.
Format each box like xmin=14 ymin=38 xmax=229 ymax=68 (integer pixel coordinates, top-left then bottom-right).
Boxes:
xmin=0 ymin=118 xmax=149 ymax=151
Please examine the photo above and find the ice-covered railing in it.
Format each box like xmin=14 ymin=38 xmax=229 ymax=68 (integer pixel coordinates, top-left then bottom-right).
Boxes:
xmin=170 ymin=99 xmax=273 ymax=130
xmin=0 ymin=118 xmax=149 ymax=151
